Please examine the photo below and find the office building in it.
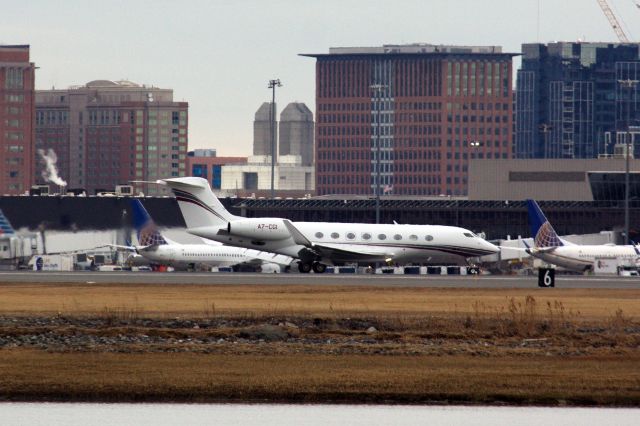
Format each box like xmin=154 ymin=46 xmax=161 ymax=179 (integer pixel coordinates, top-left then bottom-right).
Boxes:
xmin=219 ymin=102 xmax=315 ymax=196
xmin=35 ymin=80 xmax=188 ymax=194
xmin=279 ymin=102 xmax=314 ymax=166
xmin=253 ymin=102 xmax=275 ymax=157
xmin=302 ymin=44 xmax=515 ymax=196
xmin=516 ymin=42 xmax=640 ymax=159
xmin=0 ymin=45 xmax=36 ymax=194
xmin=187 ymin=150 xmax=247 ymax=189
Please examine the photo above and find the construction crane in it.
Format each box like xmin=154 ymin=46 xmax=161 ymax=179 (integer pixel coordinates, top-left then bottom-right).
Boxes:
xmin=597 ymin=0 xmax=631 ymax=42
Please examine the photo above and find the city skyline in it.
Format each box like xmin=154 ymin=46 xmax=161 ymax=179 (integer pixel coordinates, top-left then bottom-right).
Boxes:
xmin=3 ymin=0 xmax=640 ymax=156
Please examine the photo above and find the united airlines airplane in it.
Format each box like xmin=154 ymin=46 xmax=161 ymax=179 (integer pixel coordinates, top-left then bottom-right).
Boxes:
xmin=524 ymin=199 xmax=640 ymax=272
xmin=156 ymin=177 xmax=499 ymax=273
xmin=114 ymin=199 xmax=293 ymax=271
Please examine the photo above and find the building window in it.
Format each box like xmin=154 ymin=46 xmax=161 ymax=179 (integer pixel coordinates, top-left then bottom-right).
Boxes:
xmin=5 ymin=68 xmax=24 ymax=89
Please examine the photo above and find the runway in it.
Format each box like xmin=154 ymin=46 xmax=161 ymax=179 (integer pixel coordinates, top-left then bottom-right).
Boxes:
xmin=0 ymin=271 xmax=638 ymax=288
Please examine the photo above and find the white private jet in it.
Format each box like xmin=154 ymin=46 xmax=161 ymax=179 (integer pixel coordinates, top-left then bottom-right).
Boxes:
xmin=113 ymin=199 xmax=294 ymax=272
xmin=523 ymin=199 xmax=640 ymax=272
xmin=154 ymin=177 xmax=499 ymax=273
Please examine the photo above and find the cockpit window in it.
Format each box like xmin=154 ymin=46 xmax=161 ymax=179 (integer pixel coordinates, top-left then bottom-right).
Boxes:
xmin=463 ymin=233 xmax=474 ymax=238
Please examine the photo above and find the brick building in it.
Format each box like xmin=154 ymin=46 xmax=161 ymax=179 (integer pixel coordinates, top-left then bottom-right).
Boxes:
xmin=302 ymin=44 xmax=516 ymax=196
xmin=35 ymin=80 xmax=188 ymax=195
xmin=187 ymin=150 xmax=247 ymax=189
xmin=0 ymin=45 xmax=36 ymax=194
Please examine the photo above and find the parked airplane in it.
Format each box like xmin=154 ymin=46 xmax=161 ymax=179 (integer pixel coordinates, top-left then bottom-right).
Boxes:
xmin=157 ymin=177 xmax=499 ymax=273
xmin=113 ymin=199 xmax=294 ymax=272
xmin=524 ymin=199 xmax=640 ymax=272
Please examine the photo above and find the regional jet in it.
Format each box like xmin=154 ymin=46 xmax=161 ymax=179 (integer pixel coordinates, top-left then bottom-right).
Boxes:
xmin=113 ymin=199 xmax=294 ymax=272
xmin=523 ymin=199 xmax=640 ymax=272
xmin=157 ymin=177 xmax=499 ymax=273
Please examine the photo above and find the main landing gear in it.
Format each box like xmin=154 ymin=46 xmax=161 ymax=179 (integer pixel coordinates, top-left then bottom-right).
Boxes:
xmin=297 ymin=261 xmax=327 ymax=273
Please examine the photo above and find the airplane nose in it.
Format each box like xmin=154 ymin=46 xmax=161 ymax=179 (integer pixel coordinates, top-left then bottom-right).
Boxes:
xmin=483 ymin=240 xmax=500 ymax=255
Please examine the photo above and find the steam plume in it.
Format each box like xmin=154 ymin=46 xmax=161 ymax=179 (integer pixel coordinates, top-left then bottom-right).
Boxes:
xmin=38 ymin=148 xmax=67 ymax=187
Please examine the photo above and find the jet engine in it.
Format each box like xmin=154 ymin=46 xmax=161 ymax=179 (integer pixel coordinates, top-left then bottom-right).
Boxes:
xmin=227 ymin=218 xmax=290 ymax=240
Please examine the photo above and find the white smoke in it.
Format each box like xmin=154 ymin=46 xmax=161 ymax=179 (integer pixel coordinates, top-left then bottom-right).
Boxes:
xmin=38 ymin=148 xmax=67 ymax=187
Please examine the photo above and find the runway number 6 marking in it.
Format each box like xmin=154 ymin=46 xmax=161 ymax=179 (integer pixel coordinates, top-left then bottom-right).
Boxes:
xmin=538 ymin=268 xmax=555 ymax=288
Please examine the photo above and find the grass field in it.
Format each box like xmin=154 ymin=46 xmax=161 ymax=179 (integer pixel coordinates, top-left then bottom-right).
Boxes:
xmin=0 ymin=282 xmax=638 ymax=405
xmin=0 ymin=350 xmax=639 ymax=405
xmin=0 ymin=283 xmax=638 ymax=319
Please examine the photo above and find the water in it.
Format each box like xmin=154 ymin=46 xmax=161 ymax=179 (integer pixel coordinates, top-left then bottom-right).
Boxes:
xmin=0 ymin=403 xmax=638 ymax=426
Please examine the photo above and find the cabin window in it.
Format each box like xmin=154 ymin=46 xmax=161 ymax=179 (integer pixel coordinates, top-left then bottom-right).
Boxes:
xmin=346 ymin=232 xmax=356 ymax=240
xmin=378 ymin=234 xmax=387 ymax=240
xmin=315 ymin=232 xmax=324 ymax=239
xmin=409 ymin=235 xmax=418 ymax=241
xmin=331 ymin=232 xmax=340 ymax=239
xmin=393 ymin=234 xmax=402 ymax=241
xmin=362 ymin=233 xmax=372 ymax=240
xmin=425 ymin=235 xmax=434 ymax=241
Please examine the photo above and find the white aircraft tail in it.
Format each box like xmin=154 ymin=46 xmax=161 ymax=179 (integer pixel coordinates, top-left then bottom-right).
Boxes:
xmin=162 ymin=177 xmax=238 ymax=229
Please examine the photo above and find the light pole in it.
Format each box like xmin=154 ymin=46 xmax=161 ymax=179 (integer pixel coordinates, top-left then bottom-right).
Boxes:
xmin=268 ymin=79 xmax=282 ymax=199
xmin=619 ymin=78 xmax=638 ymax=245
xmin=370 ymin=84 xmax=387 ymax=224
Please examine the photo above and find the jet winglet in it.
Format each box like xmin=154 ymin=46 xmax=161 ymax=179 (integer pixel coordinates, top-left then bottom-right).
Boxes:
xmin=282 ymin=220 xmax=312 ymax=247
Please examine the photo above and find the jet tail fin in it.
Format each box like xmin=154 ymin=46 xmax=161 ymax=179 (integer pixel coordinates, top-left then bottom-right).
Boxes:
xmin=131 ymin=199 xmax=168 ymax=246
xmin=526 ymin=199 xmax=563 ymax=248
xmin=162 ymin=177 xmax=238 ymax=229
xmin=0 ymin=209 xmax=15 ymax=236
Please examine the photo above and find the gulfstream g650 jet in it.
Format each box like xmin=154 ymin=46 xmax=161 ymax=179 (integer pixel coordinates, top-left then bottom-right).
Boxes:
xmin=156 ymin=177 xmax=498 ymax=273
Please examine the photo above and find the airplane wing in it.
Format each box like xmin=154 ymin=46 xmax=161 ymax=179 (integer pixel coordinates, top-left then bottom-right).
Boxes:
xmin=105 ymin=244 xmax=137 ymax=251
xmin=310 ymin=242 xmax=392 ymax=261
xmin=282 ymin=220 xmax=312 ymax=246
xmin=243 ymin=249 xmax=294 ymax=267
xmin=507 ymin=246 xmax=557 ymax=254
xmin=282 ymin=219 xmax=392 ymax=262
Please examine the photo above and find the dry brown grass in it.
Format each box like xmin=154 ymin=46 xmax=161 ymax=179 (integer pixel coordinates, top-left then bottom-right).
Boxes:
xmin=1 ymin=283 xmax=639 ymax=405
xmin=0 ymin=283 xmax=638 ymax=320
xmin=0 ymin=349 xmax=638 ymax=405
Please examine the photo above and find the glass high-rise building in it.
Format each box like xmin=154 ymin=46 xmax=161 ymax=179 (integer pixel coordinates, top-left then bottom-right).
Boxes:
xmin=516 ymin=42 xmax=640 ymax=159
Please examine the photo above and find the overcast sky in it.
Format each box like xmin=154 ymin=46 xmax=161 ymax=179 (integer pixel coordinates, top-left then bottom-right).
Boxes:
xmin=2 ymin=0 xmax=640 ymax=156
